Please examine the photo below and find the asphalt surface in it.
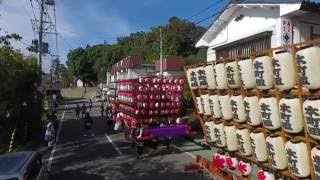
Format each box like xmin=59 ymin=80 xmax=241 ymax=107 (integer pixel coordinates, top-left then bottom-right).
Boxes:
xmin=45 ymin=98 xmax=212 ymax=180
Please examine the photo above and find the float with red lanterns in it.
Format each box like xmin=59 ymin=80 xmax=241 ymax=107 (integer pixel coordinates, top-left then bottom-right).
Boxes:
xmin=115 ymin=75 xmax=195 ymax=143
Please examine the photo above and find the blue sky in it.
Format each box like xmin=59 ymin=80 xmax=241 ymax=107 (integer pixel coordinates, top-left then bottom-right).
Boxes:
xmin=0 ymin=0 xmax=228 ymax=71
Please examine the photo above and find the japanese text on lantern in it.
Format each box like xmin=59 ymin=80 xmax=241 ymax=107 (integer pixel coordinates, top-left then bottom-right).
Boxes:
xmin=305 ymin=106 xmax=320 ymax=136
xmin=272 ymin=58 xmax=284 ymax=86
xmin=209 ymin=98 xmax=214 ymax=116
xmin=214 ymin=127 xmax=222 ymax=145
xmin=238 ymin=64 xmax=244 ymax=85
xmin=286 ymin=148 xmax=299 ymax=174
xmin=296 ymin=55 xmax=310 ymax=86
xmin=197 ymin=69 xmax=207 ymax=87
xmin=190 ymin=71 xmax=198 ymax=87
xmin=266 ymin=142 xmax=276 ymax=166
xmin=244 ymin=101 xmax=251 ymax=123
xmin=231 ymin=100 xmax=239 ymax=120
xmin=213 ymin=67 xmax=218 ymax=87
xmin=280 ymin=103 xmax=293 ymax=130
xmin=313 ymin=155 xmax=320 ymax=178
xmin=226 ymin=66 xmax=235 ymax=85
xmin=260 ymin=103 xmax=273 ymax=127
xmin=254 ymin=61 xmax=266 ymax=86
xmin=205 ymin=124 xmax=212 ymax=141
xmin=237 ymin=134 xmax=245 ymax=154
xmin=251 ymin=140 xmax=257 ymax=158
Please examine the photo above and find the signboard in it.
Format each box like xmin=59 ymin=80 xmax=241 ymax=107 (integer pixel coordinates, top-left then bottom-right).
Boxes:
xmin=281 ymin=18 xmax=293 ymax=46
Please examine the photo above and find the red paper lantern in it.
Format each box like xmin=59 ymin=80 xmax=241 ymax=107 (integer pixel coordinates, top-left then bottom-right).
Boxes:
xmin=139 ymin=77 xmax=144 ymax=83
xmin=161 ymin=94 xmax=166 ymax=100
xmin=145 ymin=77 xmax=151 ymax=84
xmin=157 ymin=78 xmax=163 ymax=84
xmin=163 ymin=78 xmax=167 ymax=84
xmin=143 ymin=94 xmax=148 ymax=100
xmin=135 ymin=110 xmax=140 ymax=115
xmin=142 ymin=102 xmax=148 ymax=109
xmin=155 ymin=95 xmax=160 ymax=100
xmin=154 ymin=110 xmax=159 ymax=115
xmin=179 ymin=78 xmax=184 ymax=85
xmin=168 ymin=78 xmax=173 ymax=84
xmin=138 ymin=86 xmax=144 ymax=92
xmin=165 ymin=109 xmax=169 ymax=115
xmin=174 ymin=78 xmax=179 ymax=84
xmin=170 ymin=109 xmax=174 ymax=115
xmin=174 ymin=109 xmax=179 ymax=114
xmin=150 ymin=94 xmax=155 ymax=100
xmin=160 ymin=110 xmax=165 ymax=115
xmin=149 ymin=110 xmax=154 ymax=116
xmin=137 ymin=94 xmax=143 ymax=100
xmin=166 ymin=102 xmax=171 ymax=108
xmin=149 ymin=102 xmax=155 ymax=109
xmin=152 ymin=78 xmax=158 ymax=84
xmin=155 ymin=102 xmax=160 ymax=108
xmin=176 ymin=117 xmax=182 ymax=124
xmin=160 ymin=102 xmax=166 ymax=108
xmin=150 ymin=87 xmax=155 ymax=92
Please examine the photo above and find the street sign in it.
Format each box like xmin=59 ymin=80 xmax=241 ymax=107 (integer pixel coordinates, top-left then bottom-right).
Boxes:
xmin=281 ymin=18 xmax=293 ymax=46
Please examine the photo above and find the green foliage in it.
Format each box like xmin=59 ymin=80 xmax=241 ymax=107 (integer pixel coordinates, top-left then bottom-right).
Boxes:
xmin=66 ymin=16 xmax=206 ymax=82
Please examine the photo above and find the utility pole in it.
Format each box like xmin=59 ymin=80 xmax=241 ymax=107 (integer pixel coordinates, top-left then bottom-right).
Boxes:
xmin=159 ymin=28 xmax=163 ymax=76
xmin=38 ymin=0 xmax=45 ymax=78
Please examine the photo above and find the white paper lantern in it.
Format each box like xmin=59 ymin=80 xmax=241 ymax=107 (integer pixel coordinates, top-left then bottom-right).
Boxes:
xmin=186 ymin=68 xmax=199 ymax=89
xmin=196 ymin=97 xmax=204 ymax=114
xmin=250 ymin=131 xmax=268 ymax=162
xmin=311 ymin=146 xmax=320 ymax=179
xmin=259 ymin=97 xmax=281 ymax=130
xmin=272 ymin=52 xmax=296 ymax=90
xmin=230 ymin=95 xmax=246 ymax=122
xmin=238 ymin=59 xmax=256 ymax=89
xmin=296 ymin=46 xmax=320 ymax=89
xmin=224 ymin=125 xmax=238 ymax=151
xmin=253 ymin=56 xmax=274 ymax=90
xmin=212 ymin=153 xmax=227 ymax=171
xmin=214 ymin=63 xmax=228 ymax=89
xmin=219 ymin=95 xmax=233 ymax=120
xmin=303 ymin=98 xmax=320 ymax=140
xmin=238 ymin=160 xmax=252 ymax=176
xmin=196 ymin=66 xmax=208 ymax=88
xmin=279 ymin=97 xmax=304 ymax=133
xmin=257 ymin=170 xmax=276 ymax=180
xmin=225 ymin=156 xmax=238 ymax=170
xmin=236 ymin=128 xmax=252 ymax=156
xmin=225 ymin=61 xmax=241 ymax=88
xmin=209 ymin=95 xmax=222 ymax=118
xmin=205 ymin=64 xmax=216 ymax=89
xmin=204 ymin=121 xmax=216 ymax=142
xmin=201 ymin=94 xmax=211 ymax=116
xmin=285 ymin=140 xmax=311 ymax=177
xmin=213 ymin=122 xmax=226 ymax=147
xmin=243 ymin=96 xmax=262 ymax=126
xmin=266 ymin=135 xmax=288 ymax=170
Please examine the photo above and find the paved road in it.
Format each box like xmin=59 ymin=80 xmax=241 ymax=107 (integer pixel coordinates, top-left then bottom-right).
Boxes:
xmin=45 ymin=98 xmax=211 ymax=180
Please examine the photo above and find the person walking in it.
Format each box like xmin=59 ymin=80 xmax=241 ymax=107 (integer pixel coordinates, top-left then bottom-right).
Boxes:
xmin=89 ymin=99 xmax=93 ymax=111
xmin=106 ymin=109 xmax=113 ymax=132
xmin=75 ymin=104 xmax=81 ymax=119
xmin=83 ymin=112 xmax=95 ymax=136
xmin=81 ymin=103 xmax=87 ymax=118
xmin=135 ymin=123 xmax=144 ymax=159
xmin=100 ymin=102 xmax=104 ymax=117
xmin=44 ymin=120 xmax=55 ymax=148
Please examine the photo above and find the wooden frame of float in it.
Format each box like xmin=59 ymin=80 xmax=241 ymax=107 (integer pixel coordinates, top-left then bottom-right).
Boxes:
xmin=184 ymin=39 xmax=320 ymax=179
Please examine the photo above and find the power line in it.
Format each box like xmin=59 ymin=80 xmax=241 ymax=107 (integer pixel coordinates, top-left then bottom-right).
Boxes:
xmin=187 ymin=0 xmax=225 ymax=20
xmin=58 ymin=33 xmax=73 ymax=49
xmin=194 ymin=0 xmax=246 ymax=25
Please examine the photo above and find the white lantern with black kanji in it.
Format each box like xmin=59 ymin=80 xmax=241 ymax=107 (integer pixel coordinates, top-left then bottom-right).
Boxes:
xmin=285 ymin=140 xmax=311 ymax=178
xmin=214 ymin=63 xmax=228 ymax=89
xmin=209 ymin=95 xmax=222 ymax=118
xmin=250 ymin=131 xmax=268 ymax=162
xmin=204 ymin=121 xmax=216 ymax=142
xmin=224 ymin=125 xmax=238 ymax=151
xmin=218 ymin=95 xmax=233 ymax=120
xmin=187 ymin=68 xmax=199 ymax=89
xmin=296 ymin=46 xmax=320 ymax=89
xmin=266 ymin=135 xmax=288 ymax=170
xmin=279 ymin=97 xmax=304 ymax=133
xmin=272 ymin=52 xmax=296 ymax=90
xmin=196 ymin=66 xmax=208 ymax=88
xmin=303 ymin=98 xmax=320 ymax=140
xmin=259 ymin=97 xmax=281 ymax=130
xmin=311 ymin=146 xmax=320 ymax=179
xmin=230 ymin=95 xmax=246 ymax=122
xmin=213 ymin=122 xmax=226 ymax=147
xmin=236 ymin=127 xmax=252 ymax=156
xmin=253 ymin=56 xmax=274 ymax=90
xmin=201 ymin=94 xmax=211 ymax=116
xmin=243 ymin=96 xmax=262 ymax=126
xmin=196 ymin=97 xmax=204 ymax=114
xmin=238 ymin=59 xmax=256 ymax=89
xmin=225 ymin=61 xmax=241 ymax=88
xmin=205 ymin=64 xmax=216 ymax=89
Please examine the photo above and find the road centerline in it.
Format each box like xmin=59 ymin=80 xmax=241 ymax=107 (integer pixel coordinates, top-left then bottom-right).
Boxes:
xmin=104 ymin=134 xmax=123 ymax=155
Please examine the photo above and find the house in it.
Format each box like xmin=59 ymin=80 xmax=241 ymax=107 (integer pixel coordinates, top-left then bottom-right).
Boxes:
xmin=155 ymin=56 xmax=185 ymax=77
xmin=110 ymin=55 xmax=155 ymax=81
xmin=196 ymin=0 xmax=320 ymax=61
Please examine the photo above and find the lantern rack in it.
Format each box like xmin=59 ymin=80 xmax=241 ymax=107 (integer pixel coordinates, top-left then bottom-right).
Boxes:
xmin=184 ymin=39 xmax=320 ymax=179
